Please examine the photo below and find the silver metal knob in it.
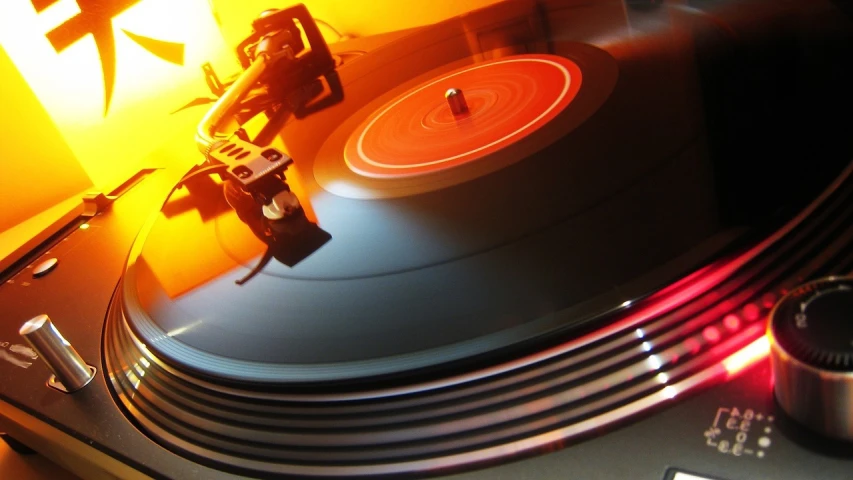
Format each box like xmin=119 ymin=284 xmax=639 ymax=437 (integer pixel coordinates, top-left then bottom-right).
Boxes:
xmin=767 ymin=277 xmax=853 ymax=440
xmin=19 ymin=315 xmax=95 ymax=393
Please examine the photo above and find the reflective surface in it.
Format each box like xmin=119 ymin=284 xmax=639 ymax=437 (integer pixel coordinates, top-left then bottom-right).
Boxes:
xmin=769 ymin=277 xmax=853 ymax=441
xmin=117 ymin=0 xmax=853 ymax=384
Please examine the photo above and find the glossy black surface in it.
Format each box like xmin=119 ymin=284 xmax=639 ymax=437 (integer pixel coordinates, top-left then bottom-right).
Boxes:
xmin=2 ymin=162 xmax=852 ymax=478
xmin=117 ymin=0 xmax=853 ymax=384
xmin=1 ymin=1 xmax=853 ymax=478
xmin=102 ymin=154 xmax=853 ymax=476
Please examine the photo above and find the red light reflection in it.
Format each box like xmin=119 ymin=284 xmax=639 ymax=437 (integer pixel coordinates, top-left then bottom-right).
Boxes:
xmin=684 ymin=337 xmax=702 ymax=354
xmin=742 ymin=303 xmax=761 ymax=322
xmin=761 ymin=293 xmax=777 ymax=309
xmin=702 ymin=326 xmax=722 ymax=343
xmin=723 ymin=336 xmax=770 ymax=378
xmin=723 ymin=314 xmax=741 ymax=331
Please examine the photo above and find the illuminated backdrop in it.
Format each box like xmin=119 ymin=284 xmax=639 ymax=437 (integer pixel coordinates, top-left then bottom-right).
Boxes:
xmin=0 ymin=0 xmax=235 ymax=188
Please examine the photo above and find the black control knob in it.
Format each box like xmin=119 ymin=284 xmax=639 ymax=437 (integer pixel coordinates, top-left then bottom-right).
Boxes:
xmin=768 ymin=276 xmax=853 ymax=441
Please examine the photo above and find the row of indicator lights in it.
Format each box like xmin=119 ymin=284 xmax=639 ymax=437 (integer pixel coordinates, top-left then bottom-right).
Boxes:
xmin=701 ymin=287 xmax=800 ymax=375
xmin=634 ymin=293 xmax=774 ymax=363
xmin=701 ymin=292 xmax=780 ymax=375
xmin=703 ymin=293 xmax=776 ymax=345
xmin=633 ymin=291 xmax=779 ymax=346
xmin=636 ymin=287 xmax=795 ymax=396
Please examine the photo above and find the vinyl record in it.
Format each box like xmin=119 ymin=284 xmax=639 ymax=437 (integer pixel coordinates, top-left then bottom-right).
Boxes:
xmin=115 ymin=25 xmax=726 ymax=385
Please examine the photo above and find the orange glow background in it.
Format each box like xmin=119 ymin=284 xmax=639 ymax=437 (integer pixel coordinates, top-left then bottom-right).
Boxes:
xmin=210 ymin=0 xmax=504 ymax=49
xmin=0 ymin=0 xmax=503 ymax=239
xmin=0 ymin=45 xmax=92 ymax=231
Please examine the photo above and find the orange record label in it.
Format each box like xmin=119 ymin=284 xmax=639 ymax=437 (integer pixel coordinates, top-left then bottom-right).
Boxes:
xmin=344 ymin=54 xmax=582 ymax=178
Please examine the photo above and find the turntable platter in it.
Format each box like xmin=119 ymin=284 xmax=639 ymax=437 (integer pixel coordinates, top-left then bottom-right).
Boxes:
xmin=116 ymin=34 xmax=726 ymax=384
xmin=98 ymin=0 xmax=853 ymax=477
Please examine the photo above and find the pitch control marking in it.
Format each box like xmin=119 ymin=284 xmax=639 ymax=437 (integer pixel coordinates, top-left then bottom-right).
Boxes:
xmin=0 ymin=350 xmax=32 ymax=369
xmin=9 ymin=345 xmax=38 ymax=360
xmin=0 ymin=341 xmax=38 ymax=369
xmin=704 ymin=406 xmax=774 ymax=459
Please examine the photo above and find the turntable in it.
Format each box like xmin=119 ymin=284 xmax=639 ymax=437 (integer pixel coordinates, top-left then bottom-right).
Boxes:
xmin=1 ymin=0 xmax=853 ymax=479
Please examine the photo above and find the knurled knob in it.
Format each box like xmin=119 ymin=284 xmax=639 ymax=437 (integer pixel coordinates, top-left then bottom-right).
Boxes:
xmin=767 ymin=276 xmax=853 ymax=440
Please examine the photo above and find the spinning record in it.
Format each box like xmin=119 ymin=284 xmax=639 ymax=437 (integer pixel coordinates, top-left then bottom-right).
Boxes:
xmin=313 ymin=42 xmax=617 ymax=199
xmin=108 ymin=0 xmax=756 ymax=386
xmin=112 ymin=32 xmax=725 ymax=385
xmin=344 ymin=54 xmax=582 ymax=178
